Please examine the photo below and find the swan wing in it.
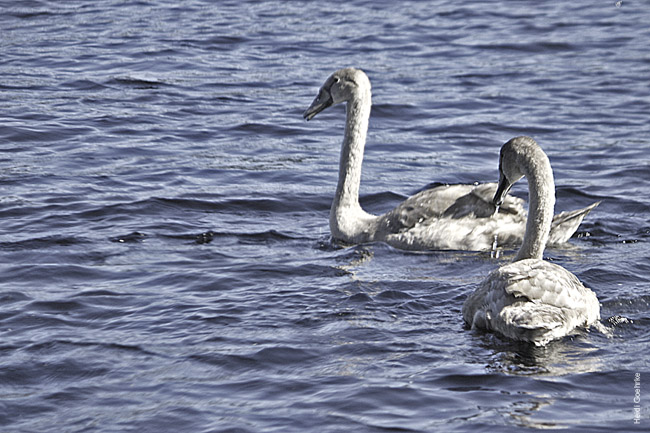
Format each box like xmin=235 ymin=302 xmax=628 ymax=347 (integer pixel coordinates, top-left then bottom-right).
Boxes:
xmin=445 ymin=183 xmax=524 ymax=218
xmin=381 ymin=183 xmax=525 ymax=234
xmin=464 ymin=259 xmax=600 ymax=344
xmin=548 ymin=201 xmax=600 ymax=244
xmin=497 ymin=259 xmax=590 ymax=308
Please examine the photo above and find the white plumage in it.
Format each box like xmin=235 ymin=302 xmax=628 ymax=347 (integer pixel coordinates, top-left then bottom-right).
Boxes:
xmin=304 ymin=68 xmax=598 ymax=251
xmin=462 ymin=136 xmax=600 ymax=345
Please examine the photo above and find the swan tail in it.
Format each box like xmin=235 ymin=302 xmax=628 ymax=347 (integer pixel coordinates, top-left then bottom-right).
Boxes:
xmin=498 ymin=302 xmax=574 ymax=345
xmin=548 ymin=201 xmax=600 ymax=244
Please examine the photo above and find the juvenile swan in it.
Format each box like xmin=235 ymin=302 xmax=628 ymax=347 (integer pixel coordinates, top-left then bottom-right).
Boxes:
xmin=303 ymin=68 xmax=598 ymax=251
xmin=462 ymin=136 xmax=600 ymax=345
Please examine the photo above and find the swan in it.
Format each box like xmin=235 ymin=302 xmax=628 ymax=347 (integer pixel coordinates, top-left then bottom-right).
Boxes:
xmin=303 ymin=68 xmax=598 ymax=251
xmin=462 ymin=136 xmax=600 ymax=345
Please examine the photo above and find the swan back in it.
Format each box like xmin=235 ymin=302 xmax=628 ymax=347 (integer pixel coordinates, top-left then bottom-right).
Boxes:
xmin=463 ymin=259 xmax=600 ymax=345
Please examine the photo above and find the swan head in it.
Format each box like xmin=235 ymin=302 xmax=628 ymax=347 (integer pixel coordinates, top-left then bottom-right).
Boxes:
xmin=303 ymin=68 xmax=371 ymax=121
xmin=493 ymin=136 xmax=538 ymax=206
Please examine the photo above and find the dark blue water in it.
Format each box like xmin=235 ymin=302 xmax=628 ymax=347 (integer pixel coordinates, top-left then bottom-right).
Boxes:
xmin=1 ymin=1 xmax=649 ymax=431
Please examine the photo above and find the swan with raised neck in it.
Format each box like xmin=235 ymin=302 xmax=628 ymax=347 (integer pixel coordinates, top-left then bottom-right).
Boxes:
xmin=304 ymin=68 xmax=377 ymax=242
xmin=304 ymin=68 xmax=599 ymax=251
xmin=462 ymin=136 xmax=601 ymax=345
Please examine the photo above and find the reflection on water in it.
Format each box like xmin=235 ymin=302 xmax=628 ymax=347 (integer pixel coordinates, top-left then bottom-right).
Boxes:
xmin=504 ymin=398 xmax=559 ymax=430
xmin=479 ymin=334 xmax=604 ymax=376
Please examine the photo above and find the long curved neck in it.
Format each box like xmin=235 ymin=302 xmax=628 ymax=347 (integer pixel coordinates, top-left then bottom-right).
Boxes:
xmin=515 ymin=150 xmax=555 ymax=261
xmin=330 ymin=89 xmax=377 ymax=242
xmin=334 ymin=93 xmax=371 ymax=210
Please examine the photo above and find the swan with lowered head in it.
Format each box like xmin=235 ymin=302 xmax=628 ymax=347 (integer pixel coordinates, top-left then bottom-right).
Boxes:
xmin=303 ymin=67 xmax=598 ymax=251
xmin=462 ymin=136 xmax=600 ymax=345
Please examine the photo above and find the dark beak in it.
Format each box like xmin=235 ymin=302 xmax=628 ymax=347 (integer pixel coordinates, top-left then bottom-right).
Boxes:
xmin=303 ymin=90 xmax=333 ymax=121
xmin=493 ymin=172 xmax=512 ymax=207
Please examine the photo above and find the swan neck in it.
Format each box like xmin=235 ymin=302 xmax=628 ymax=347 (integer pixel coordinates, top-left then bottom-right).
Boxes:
xmin=515 ymin=151 xmax=555 ymax=261
xmin=334 ymin=93 xmax=371 ymax=210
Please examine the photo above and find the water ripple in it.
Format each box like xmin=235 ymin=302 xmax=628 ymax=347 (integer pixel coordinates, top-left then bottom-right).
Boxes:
xmin=0 ymin=1 xmax=648 ymax=432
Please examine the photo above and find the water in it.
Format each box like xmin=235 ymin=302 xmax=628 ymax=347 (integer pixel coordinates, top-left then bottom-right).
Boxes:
xmin=1 ymin=1 xmax=649 ymax=431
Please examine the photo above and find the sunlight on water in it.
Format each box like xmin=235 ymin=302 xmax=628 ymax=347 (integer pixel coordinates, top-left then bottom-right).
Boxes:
xmin=0 ymin=1 xmax=648 ymax=432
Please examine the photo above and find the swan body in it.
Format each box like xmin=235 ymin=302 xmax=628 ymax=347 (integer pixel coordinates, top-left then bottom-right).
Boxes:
xmin=462 ymin=136 xmax=600 ymax=345
xmin=304 ymin=68 xmax=598 ymax=251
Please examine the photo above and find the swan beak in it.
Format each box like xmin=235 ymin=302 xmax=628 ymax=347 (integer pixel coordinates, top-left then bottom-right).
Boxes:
xmin=493 ymin=172 xmax=512 ymax=207
xmin=303 ymin=91 xmax=333 ymax=121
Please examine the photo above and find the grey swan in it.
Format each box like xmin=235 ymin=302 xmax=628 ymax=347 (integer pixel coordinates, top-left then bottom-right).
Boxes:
xmin=462 ymin=136 xmax=600 ymax=345
xmin=303 ymin=68 xmax=598 ymax=251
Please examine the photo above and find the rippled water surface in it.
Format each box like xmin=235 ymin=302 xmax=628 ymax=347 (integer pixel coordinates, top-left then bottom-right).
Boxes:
xmin=1 ymin=1 xmax=649 ymax=431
